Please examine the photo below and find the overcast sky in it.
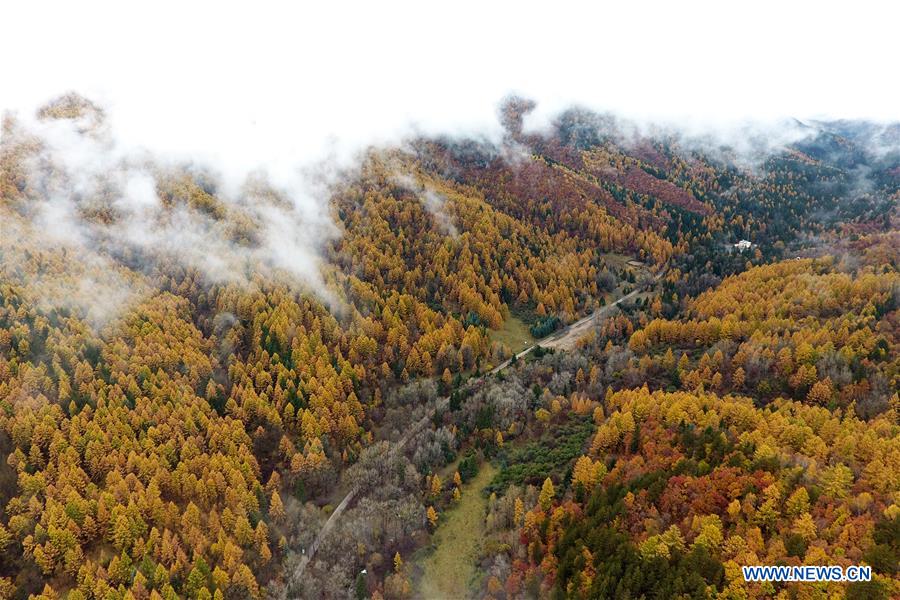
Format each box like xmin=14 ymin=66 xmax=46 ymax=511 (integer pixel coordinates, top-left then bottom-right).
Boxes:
xmin=2 ymin=0 xmax=898 ymax=176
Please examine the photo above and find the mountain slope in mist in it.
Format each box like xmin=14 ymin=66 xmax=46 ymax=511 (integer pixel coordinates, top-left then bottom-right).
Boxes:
xmin=0 ymin=95 xmax=897 ymax=599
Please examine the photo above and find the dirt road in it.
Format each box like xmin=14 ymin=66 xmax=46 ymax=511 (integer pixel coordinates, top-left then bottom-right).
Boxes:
xmin=489 ymin=283 xmax=647 ymax=373
xmin=289 ymin=273 xmax=661 ymax=595
xmin=287 ymin=399 xmax=447 ymax=595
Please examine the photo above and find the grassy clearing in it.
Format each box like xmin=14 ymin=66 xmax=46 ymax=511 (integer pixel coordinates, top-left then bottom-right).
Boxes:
xmin=417 ymin=462 xmax=497 ymax=599
xmin=601 ymin=252 xmax=651 ymax=282
xmin=599 ymin=251 xmax=633 ymax=271
xmin=488 ymin=315 xmax=534 ymax=354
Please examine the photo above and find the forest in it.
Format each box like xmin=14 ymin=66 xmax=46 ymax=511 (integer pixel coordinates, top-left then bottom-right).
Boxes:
xmin=0 ymin=95 xmax=897 ymax=599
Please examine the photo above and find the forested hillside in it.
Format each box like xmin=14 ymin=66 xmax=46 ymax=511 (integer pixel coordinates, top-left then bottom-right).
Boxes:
xmin=0 ymin=96 xmax=896 ymax=599
xmin=469 ymin=239 xmax=898 ymax=599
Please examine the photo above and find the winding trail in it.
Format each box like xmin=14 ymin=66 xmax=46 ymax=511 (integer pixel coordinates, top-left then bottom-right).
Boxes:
xmin=288 ymin=272 xmax=662 ymax=595
xmin=288 ymin=397 xmax=447 ymax=595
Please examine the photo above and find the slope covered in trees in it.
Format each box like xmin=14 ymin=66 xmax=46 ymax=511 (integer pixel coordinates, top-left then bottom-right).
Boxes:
xmin=460 ymin=241 xmax=898 ymax=600
xmin=0 ymin=95 xmax=897 ymax=598
xmin=630 ymin=246 xmax=898 ymax=417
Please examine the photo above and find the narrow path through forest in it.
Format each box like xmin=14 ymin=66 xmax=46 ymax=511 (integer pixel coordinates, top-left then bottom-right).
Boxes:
xmin=288 ymin=270 xmax=663 ymax=596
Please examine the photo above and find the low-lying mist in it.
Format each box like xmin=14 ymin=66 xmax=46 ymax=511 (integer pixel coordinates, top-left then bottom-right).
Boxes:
xmin=1 ymin=94 xmax=341 ymax=325
xmin=2 ymin=92 xmax=897 ymax=329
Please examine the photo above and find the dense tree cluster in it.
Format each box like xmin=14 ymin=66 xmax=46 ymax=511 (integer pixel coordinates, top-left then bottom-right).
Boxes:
xmin=629 ymin=249 xmax=898 ymax=417
xmin=493 ymin=384 xmax=899 ymax=599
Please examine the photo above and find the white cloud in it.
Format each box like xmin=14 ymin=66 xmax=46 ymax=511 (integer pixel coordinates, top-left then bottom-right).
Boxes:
xmin=2 ymin=1 xmax=897 ymax=181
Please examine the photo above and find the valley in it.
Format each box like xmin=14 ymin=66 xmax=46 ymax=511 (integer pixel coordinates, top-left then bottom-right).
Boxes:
xmin=0 ymin=95 xmax=897 ymax=600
